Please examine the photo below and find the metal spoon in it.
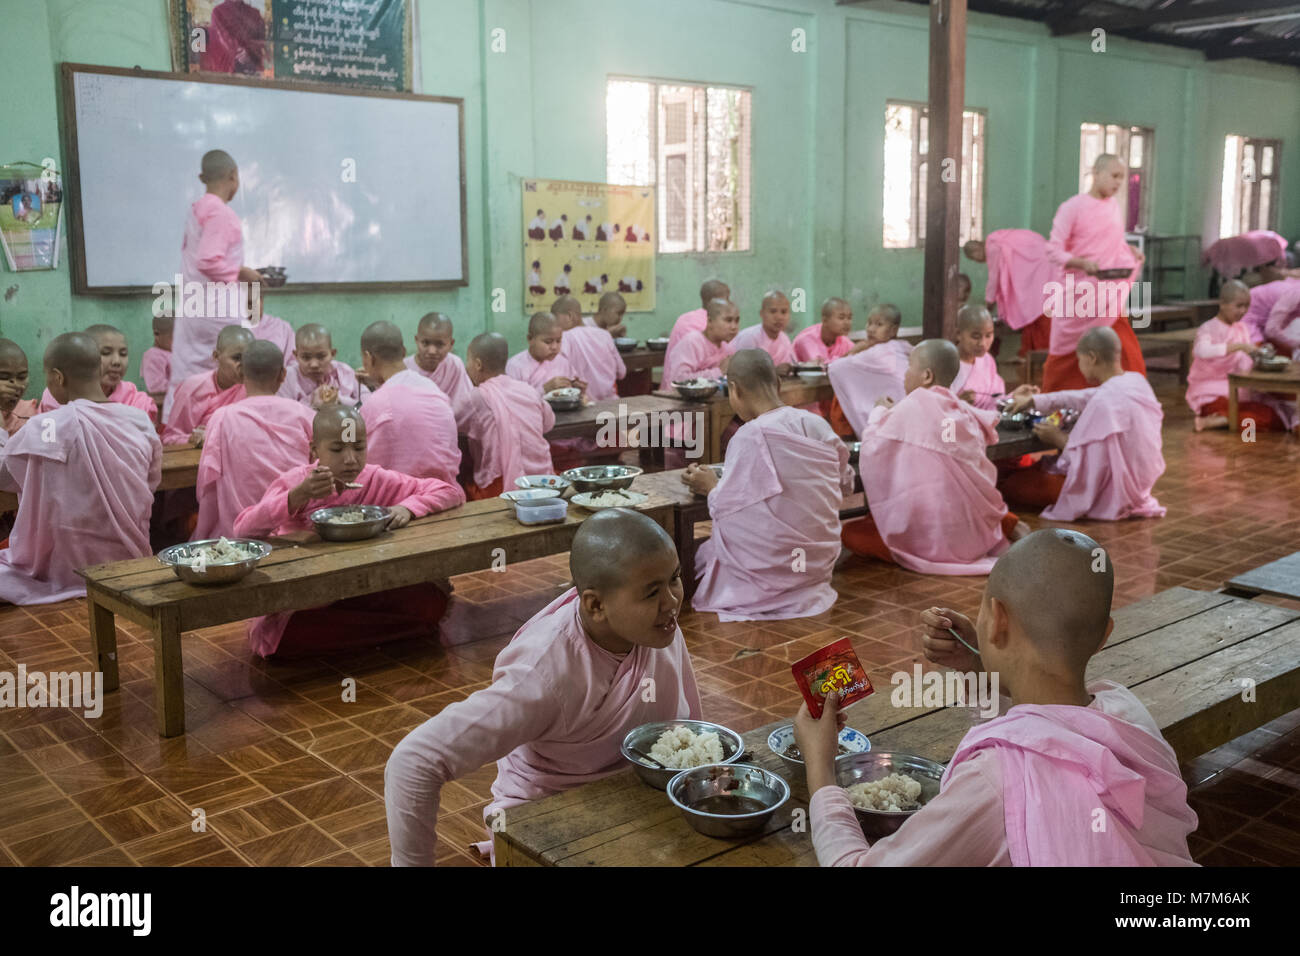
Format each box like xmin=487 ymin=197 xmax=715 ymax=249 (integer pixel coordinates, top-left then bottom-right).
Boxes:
xmin=628 ymin=746 xmax=666 ymax=770
xmin=947 ymin=626 xmax=981 ymax=657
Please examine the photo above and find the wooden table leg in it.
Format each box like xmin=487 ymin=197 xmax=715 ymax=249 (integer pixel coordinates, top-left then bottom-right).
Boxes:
xmin=153 ymin=606 xmax=185 ymax=737
xmin=677 ymin=507 xmax=699 ymax=601
xmin=1227 ymin=379 xmax=1239 ymax=432
xmin=709 ymin=402 xmax=726 ymax=464
xmin=87 ymin=596 xmax=120 ymax=693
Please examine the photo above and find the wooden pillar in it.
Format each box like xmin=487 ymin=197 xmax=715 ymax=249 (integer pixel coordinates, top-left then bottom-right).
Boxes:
xmin=922 ymin=0 xmax=967 ymax=341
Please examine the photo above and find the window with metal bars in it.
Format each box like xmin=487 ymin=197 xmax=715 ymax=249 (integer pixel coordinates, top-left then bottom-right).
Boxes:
xmin=883 ymin=101 xmax=985 ymax=249
xmin=1078 ymin=123 xmax=1155 ymax=232
xmin=606 ymin=78 xmax=752 ymax=253
xmin=1220 ymin=134 xmax=1282 ymax=236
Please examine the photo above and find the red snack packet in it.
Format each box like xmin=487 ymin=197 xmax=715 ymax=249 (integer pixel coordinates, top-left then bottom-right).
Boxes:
xmin=791 ymin=638 xmax=874 ymax=718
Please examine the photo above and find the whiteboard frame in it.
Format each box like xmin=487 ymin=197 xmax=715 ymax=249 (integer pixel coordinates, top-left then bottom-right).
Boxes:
xmin=60 ymin=62 xmax=469 ymax=296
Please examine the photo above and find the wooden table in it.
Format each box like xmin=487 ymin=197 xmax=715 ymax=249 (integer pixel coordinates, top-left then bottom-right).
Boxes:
xmin=1163 ymin=298 xmax=1219 ymax=324
xmin=495 ymin=587 xmax=1300 ymax=865
xmin=79 ymin=493 xmax=679 ymax=737
xmin=1224 ymin=551 xmax=1300 ymax=601
xmin=0 ymin=442 xmax=200 ymax=513
xmin=1227 ymin=364 xmax=1300 ymax=431
xmin=1133 ymin=303 xmax=1198 ymax=332
xmin=545 ymin=393 xmax=695 ymax=442
xmin=1136 ymin=328 xmax=1196 ymax=383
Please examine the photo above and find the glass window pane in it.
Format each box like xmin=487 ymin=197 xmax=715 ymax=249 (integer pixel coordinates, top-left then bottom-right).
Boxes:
xmin=1220 ymin=135 xmax=1240 ymax=238
xmin=1262 ymin=145 xmax=1274 ymax=176
xmin=606 ymin=80 xmax=654 ymax=186
xmin=883 ymin=104 xmax=916 ymax=248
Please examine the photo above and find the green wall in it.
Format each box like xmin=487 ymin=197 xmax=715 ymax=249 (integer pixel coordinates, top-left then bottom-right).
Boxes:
xmin=2 ymin=0 xmax=1297 ymax=392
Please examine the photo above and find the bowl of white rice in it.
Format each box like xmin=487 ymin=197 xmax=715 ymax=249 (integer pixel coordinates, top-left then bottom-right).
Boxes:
xmin=620 ymin=719 xmax=745 ymax=789
xmin=667 ymin=763 xmax=790 ymax=838
xmin=309 ymin=504 xmax=394 ymax=541
xmin=157 ymin=538 xmax=272 ymax=585
xmin=835 ymin=751 xmax=946 ymax=840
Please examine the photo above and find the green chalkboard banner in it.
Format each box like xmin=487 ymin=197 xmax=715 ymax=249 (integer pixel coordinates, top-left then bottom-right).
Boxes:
xmin=172 ymin=0 xmax=411 ymax=91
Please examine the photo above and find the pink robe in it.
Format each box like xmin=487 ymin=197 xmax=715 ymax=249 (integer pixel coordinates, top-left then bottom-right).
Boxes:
xmin=559 ymin=326 xmax=626 ymax=401
xmin=465 ymin=376 xmax=555 ymax=488
xmin=1187 ymin=317 xmax=1300 ymax=430
xmin=41 ymin=380 xmax=158 ymax=424
xmin=194 ymin=395 xmax=313 ymax=540
xmin=1032 ymin=372 xmax=1166 ymax=521
xmin=662 ymin=330 xmax=732 ymax=385
xmin=0 ymin=401 xmax=161 ymax=604
xmin=1202 ymin=230 xmax=1289 ymax=277
xmin=826 ymin=339 xmax=914 ymax=436
xmin=404 ymin=353 xmax=475 ymax=429
xmin=141 ymin=346 xmax=171 ymax=394
xmin=2 ymin=398 xmax=39 ymax=437
xmin=731 ymin=324 xmax=796 ymax=366
xmin=383 ymin=586 xmax=703 ymax=866
xmin=951 ymin=353 xmax=1006 ymax=410
xmin=505 ymin=350 xmax=578 ymax=391
xmin=168 ymin=193 xmax=244 ymax=420
xmin=248 ymin=313 xmax=295 ymax=365
xmin=233 ymin=462 xmax=466 ymax=656
xmin=1264 ymin=282 xmax=1300 ymax=355
xmin=666 ymin=307 xmax=707 ymax=355
xmin=360 ymin=370 xmax=461 ymax=486
xmin=858 ymin=386 xmax=1011 ymax=575
xmin=984 ymin=228 xmax=1061 ymax=331
xmin=693 ymin=406 xmax=855 ymax=621
xmin=1045 ymin=193 xmax=1140 ymax=354
xmin=1241 ymin=277 xmax=1300 ymax=342
xmin=162 ymin=370 xmax=246 ymax=445
xmin=793 ymin=325 xmax=853 ymax=364
xmin=810 ymin=682 xmax=1197 ymax=866
xmin=278 ymin=360 xmax=362 ymax=407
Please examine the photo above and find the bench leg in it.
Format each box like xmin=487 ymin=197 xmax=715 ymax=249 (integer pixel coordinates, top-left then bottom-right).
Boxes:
xmin=153 ymin=606 xmax=185 ymax=737
xmin=87 ymin=597 xmax=120 ymax=693
xmin=677 ymin=509 xmax=699 ymax=602
xmin=1228 ymin=385 xmax=1239 ymax=432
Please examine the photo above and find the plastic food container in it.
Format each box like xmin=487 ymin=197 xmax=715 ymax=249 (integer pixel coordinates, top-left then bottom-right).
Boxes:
xmin=513 ymin=496 xmax=568 ymax=525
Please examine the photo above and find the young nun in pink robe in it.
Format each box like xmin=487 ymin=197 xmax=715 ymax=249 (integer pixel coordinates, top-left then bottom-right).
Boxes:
xmin=0 ymin=333 xmax=161 ymax=604
xmin=793 ymin=297 xmax=855 ymax=365
xmin=40 ymin=325 xmax=158 ymax=425
xmin=682 ymin=350 xmax=855 ymax=621
xmin=279 ymin=324 xmax=363 ymax=408
xmin=1186 ymin=280 xmax=1295 ymax=433
xmin=1240 ymin=276 xmax=1300 ymax=343
xmin=141 ymin=315 xmax=173 ymax=400
xmin=1042 ymin=155 xmax=1147 ymax=391
xmin=506 ymin=312 xmax=586 ymax=394
xmin=1264 ymin=281 xmax=1300 ymax=357
xmin=951 ymin=306 xmax=1007 ymax=410
xmin=964 ymin=230 xmax=1057 ymax=354
xmin=552 ymin=295 xmax=626 ymax=401
xmin=167 ymin=150 xmax=263 ymax=421
xmin=730 ymin=290 xmax=796 ymax=373
xmin=162 ymin=325 xmax=251 ymax=446
xmin=462 ymin=333 xmax=555 ymax=498
xmin=796 ymin=529 xmax=1197 ymax=866
xmin=665 ymin=278 xmax=730 ymax=356
xmin=826 ymin=304 xmax=913 ymax=438
xmin=242 ymin=283 xmax=295 ymax=366
xmin=384 ymin=508 xmax=702 ymax=866
xmin=662 ymin=298 xmax=739 ymax=385
xmin=1001 ymin=327 xmax=1166 ymax=522
xmin=233 ymin=406 xmax=465 ymax=657
xmin=403 ymin=312 xmax=475 ymax=428
xmin=357 ymin=321 xmax=461 ymax=486
xmin=841 ymin=340 xmax=1024 ymax=574
xmin=0 ymin=340 xmax=37 ymax=437
xmin=194 ymin=340 xmax=311 ymax=540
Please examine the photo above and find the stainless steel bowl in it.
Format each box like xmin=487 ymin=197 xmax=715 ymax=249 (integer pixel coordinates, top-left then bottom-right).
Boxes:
xmin=835 ymin=751 xmax=946 ymax=840
xmin=647 ymin=337 xmax=669 ymax=351
xmin=613 ymin=337 xmax=638 ymax=352
xmin=546 ymin=396 xmax=583 ymax=412
xmin=620 ymin=719 xmax=744 ymax=789
xmin=1256 ymin=355 xmax=1291 ymax=372
xmin=309 ymin=504 xmax=393 ymax=541
xmin=561 ymin=464 xmax=644 ymax=493
xmin=515 ymin=474 xmax=571 ymax=491
xmin=673 ymin=380 xmax=719 ymax=401
xmin=157 ymin=539 xmax=272 ymax=585
xmin=667 ymin=764 xmax=790 ymax=838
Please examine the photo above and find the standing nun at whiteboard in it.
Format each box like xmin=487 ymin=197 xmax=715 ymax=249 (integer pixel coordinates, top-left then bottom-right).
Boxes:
xmin=164 ymin=149 xmax=265 ymax=421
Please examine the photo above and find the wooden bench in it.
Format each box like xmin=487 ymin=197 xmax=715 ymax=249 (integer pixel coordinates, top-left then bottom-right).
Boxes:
xmin=0 ymin=442 xmax=200 ymax=513
xmin=1137 ymin=328 xmax=1196 ymax=383
xmin=495 ymin=586 xmax=1300 ymax=865
xmin=78 ymin=493 xmax=679 ymax=737
xmin=1133 ymin=303 xmax=1198 ymax=333
xmin=1224 ymin=551 xmax=1300 ymax=602
xmin=1227 ymin=365 xmax=1300 ymax=432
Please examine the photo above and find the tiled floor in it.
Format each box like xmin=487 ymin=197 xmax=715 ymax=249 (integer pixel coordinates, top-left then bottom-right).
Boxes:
xmin=1 ymin=372 xmax=1299 ymax=867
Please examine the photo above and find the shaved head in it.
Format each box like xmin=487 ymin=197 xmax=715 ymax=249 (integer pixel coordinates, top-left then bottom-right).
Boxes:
xmin=84 ymin=324 xmax=122 ymax=339
xmin=1076 ymin=325 xmax=1121 ymax=363
xmin=44 ymin=332 xmax=101 ymax=384
xmin=870 ymin=303 xmax=902 ymax=328
xmin=1220 ymin=279 xmax=1251 ymax=304
xmin=528 ymin=312 xmax=560 ymax=337
xmin=727 ymin=348 xmax=780 ymax=396
xmin=1093 ymin=152 xmax=1124 ymax=175
xmin=699 ymin=278 xmax=730 ymax=306
xmin=296 ymin=323 xmax=332 ymax=347
xmin=200 ymin=149 xmax=237 ymax=183
xmin=911 ymin=339 xmax=961 ymax=388
xmin=988 ymin=529 xmax=1113 ymax=670
xmin=597 ymin=291 xmax=625 ymax=313
xmin=821 ymin=297 xmax=850 ymax=319
xmin=468 ymin=332 xmax=508 ymax=373
xmin=241 ymin=340 xmax=285 ymax=387
xmin=0 ymin=338 xmax=26 ymax=364
xmin=216 ymin=325 xmax=254 ymax=353
xmin=957 ymin=304 xmax=994 ymax=333
xmin=570 ymin=508 xmax=676 ymax=594
xmin=761 ymin=289 xmax=789 ymax=309
xmin=963 ymin=239 xmax=986 ymax=262
xmin=551 ymin=295 xmax=582 ymax=324
xmin=312 ymin=403 xmax=365 ymax=444
xmin=417 ymin=312 xmax=453 ymax=335
xmin=360 ymin=320 xmax=405 ymax=361
xmin=152 ymin=314 xmax=175 ymax=334
xmin=705 ymin=297 xmax=736 ymax=322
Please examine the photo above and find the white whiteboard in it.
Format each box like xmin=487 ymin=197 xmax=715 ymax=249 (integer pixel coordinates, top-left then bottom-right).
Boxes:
xmin=64 ymin=65 xmax=466 ymax=292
